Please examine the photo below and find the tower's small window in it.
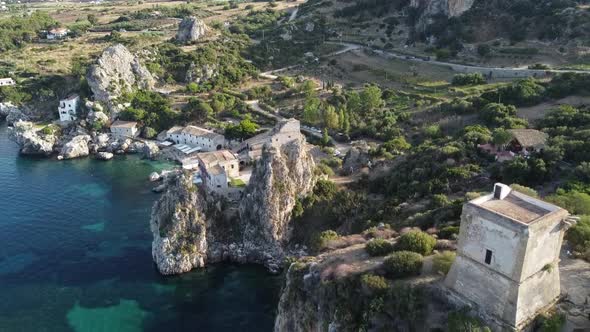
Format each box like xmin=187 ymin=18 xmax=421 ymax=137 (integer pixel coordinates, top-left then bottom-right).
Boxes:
xmin=485 ymin=250 xmax=493 ymax=265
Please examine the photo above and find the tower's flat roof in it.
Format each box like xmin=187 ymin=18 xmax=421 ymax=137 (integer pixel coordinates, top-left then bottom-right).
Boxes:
xmin=479 ymin=193 xmax=550 ymax=224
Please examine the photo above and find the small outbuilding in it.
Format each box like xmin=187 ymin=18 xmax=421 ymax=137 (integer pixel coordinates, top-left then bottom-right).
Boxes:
xmin=110 ymin=120 xmax=139 ymax=138
xmin=507 ymin=129 xmax=548 ymax=153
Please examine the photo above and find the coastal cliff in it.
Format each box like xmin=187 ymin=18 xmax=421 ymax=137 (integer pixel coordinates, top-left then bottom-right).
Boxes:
xmin=150 ymin=136 xmax=316 ymax=275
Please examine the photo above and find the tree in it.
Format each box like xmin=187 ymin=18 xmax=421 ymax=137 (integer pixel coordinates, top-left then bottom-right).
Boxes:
xmin=492 ymin=128 xmax=513 ymax=148
xmin=360 ymin=85 xmax=383 ymax=113
xmin=477 ymin=44 xmax=491 ymax=57
xmin=87 ymin=14 xmax=98 ymax=25
xmin=321 ymin=128 xmax=331 ymax=146
xmin=322 ymin=105 xmax=340 ymax=129
xmin=225 ymin=117 xmax=259 ymax=140
xmin=300 ymin=80 xmax=317 ymax=98
xmin=463 ymin=125 xmax=492 ymax=146
xmin=302 ymin=97 xmax=321 ymax=124
xmin=183 ymin=97 xmax=213 ymax=122
xmin=383 ymin=136 xmax=411 ymax=154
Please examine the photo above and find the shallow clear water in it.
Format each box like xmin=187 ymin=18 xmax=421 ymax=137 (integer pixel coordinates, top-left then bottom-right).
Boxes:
xmin=0 ymin=124 xmax=281 ymax=332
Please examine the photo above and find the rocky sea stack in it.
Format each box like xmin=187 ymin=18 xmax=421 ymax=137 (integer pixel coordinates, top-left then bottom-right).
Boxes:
xmin=176 ymin=17 xmax=209 ymax=44
xmin=150 ymin=135 xmax=316 ymax=275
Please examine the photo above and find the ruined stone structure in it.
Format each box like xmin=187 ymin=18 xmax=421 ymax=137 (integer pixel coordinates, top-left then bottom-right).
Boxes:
xmin=445 ymin=183 xmax=570 ymax=330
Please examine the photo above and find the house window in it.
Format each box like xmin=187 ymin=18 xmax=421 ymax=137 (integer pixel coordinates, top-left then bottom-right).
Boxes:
xmin=485 ymin=250 xmax=493 ymax=265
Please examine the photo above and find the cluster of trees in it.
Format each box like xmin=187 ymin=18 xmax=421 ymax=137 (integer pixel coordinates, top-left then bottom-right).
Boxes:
xmin=0 ymin=12 xmax=58 ymax=52
xmin=119 ymin=90 xmax=176 ymax=131
xmin=451 ymin=73 xmax=486 ymax=86
xmin=300 ymin=84 xmax=413 ymax=141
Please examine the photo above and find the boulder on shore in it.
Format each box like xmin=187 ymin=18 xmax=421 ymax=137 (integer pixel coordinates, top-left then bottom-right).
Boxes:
xmin=176 ymin=17 xmax=209 ymax=44
xmin=96 ymin=152 xmax=114 ymax=161
xmin=60 ymin=135 xmax=91 ymax=160
xmin=142 ymin=141 xmax=160 ymax=160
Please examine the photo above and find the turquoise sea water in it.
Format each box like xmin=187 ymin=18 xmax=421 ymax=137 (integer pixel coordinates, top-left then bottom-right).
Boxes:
xmin=0 ymin=124 xmax=281 ymax=332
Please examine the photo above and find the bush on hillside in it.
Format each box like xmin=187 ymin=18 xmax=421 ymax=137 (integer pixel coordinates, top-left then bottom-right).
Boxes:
xmin=365 ymin=239 xmax=395 ymax=257
xmin=396 ymin=231 xmax=436 ymax=255
xmin=433 ymin=251 xmax=456 ymax=275
xmin=383 ymin=251 xmax=423 ymax=278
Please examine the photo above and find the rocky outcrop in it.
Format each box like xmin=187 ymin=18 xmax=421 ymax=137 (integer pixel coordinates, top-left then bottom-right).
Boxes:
xmin=237 ymin=137 xmax=316 ymax=270
xmin=60 ymin=135 xmax=91 ymax=159
xmin=176 ymin=17 xmax=209 ymax=44
xmin=151 ymin=172 xmax=209 ymax=275
xmin=410 ymin=0 xmax=475 ymax=31
xmin=1 ymin=103 xmax=31 ymax=125
xmin=410 ymin=0 xmax=474 ymax=17
xmin=9 ymin=121 xmax=57 ymax=156
xmin=185 ymin=62 xmax=218 ymax=84
xmin=150 ymin=135 xmax=315 ymax=275
xmin=142 ymin=141 xmax=160 ymax=160
xmin=87 ymin=44 xmax=155 ymax=115
xmin=86 ymin=111 xmax=108 ymax=126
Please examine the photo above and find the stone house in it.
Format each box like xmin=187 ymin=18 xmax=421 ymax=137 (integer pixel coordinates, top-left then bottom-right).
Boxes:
xmin=236 ymin=118 xmax=300 ymax=162
xmin=196 ymin=150 xmax=239 ymax=194
xmin=445 ymin=183 xmax=570 ymax=330
xmin=166 ymin=125 xmax=225 ymax=152
xmin=110 ymin=120 xmax=139 ymax=138
xmin=57 ymin=95 xmax=80 ymax=122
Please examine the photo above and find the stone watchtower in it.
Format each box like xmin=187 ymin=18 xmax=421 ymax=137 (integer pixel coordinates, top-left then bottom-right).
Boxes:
xmin=445 ymin=183 xmax=570 ymax=330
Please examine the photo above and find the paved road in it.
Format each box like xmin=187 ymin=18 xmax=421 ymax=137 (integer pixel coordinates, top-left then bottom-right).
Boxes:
xmin=336 ymin=41 xmax=589 ymax=78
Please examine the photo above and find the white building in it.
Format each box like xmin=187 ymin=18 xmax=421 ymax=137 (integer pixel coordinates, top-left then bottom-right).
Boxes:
xmin=445 ymin=183 xmax=571 ymax=330
xmin=110 ymin=120 xmax=139 ymax=138
xmin=236 ymin=118 xmax=300 ymax=162
xmin=166 ymin=125 xmax=225 ymax=152
xmin=47 ymin=28 xmax=69 ymax=40
xmin=196 ymin=150 xmax=239 ymax=194
xmin=58 ymin=95 xmax=80 ymax=122
xmin=0 ymin=78 xmax=15 ymax=86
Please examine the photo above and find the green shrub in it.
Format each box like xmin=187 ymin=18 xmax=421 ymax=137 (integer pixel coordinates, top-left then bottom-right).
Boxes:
xmin=311 ymin=230 xmax=339 ymax=252
xmin=439 ymin=226 xmax=460 ymax=239
xmin=448 ymin=310 xmax=491 ymax=332
xmin=383 ymin=251 xmax=423 ymax=278
xmin=360 ymin=274 xmax=389 ymax=295
xmin=565 ymin=216 xmax=590 ymax=256
xmin=537 ymin=312 xmax=566 ymax=332
xmin=396 ymin=231 xmax=437 ymax=255
xmin=433 ymin=251 xmax=456 ymax=275
xmin=365 ymin=239 xmax=395 ymax=257
xmin=315 ymin=164 xmax=334 ymax=176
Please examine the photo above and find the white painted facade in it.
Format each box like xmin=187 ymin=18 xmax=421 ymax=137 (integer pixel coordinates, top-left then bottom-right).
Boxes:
xmin=0 ymin=78 xmax=15 ymax=86
xmin=58 ymin=95 xmax=80 ymax=122
xmin=166 ymin=126 xmax=225 ymax=152
xmin=110 ymin=120 xmax=139 ymax=138
xmin=445 ymin=183 xmax=570 ymax=330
